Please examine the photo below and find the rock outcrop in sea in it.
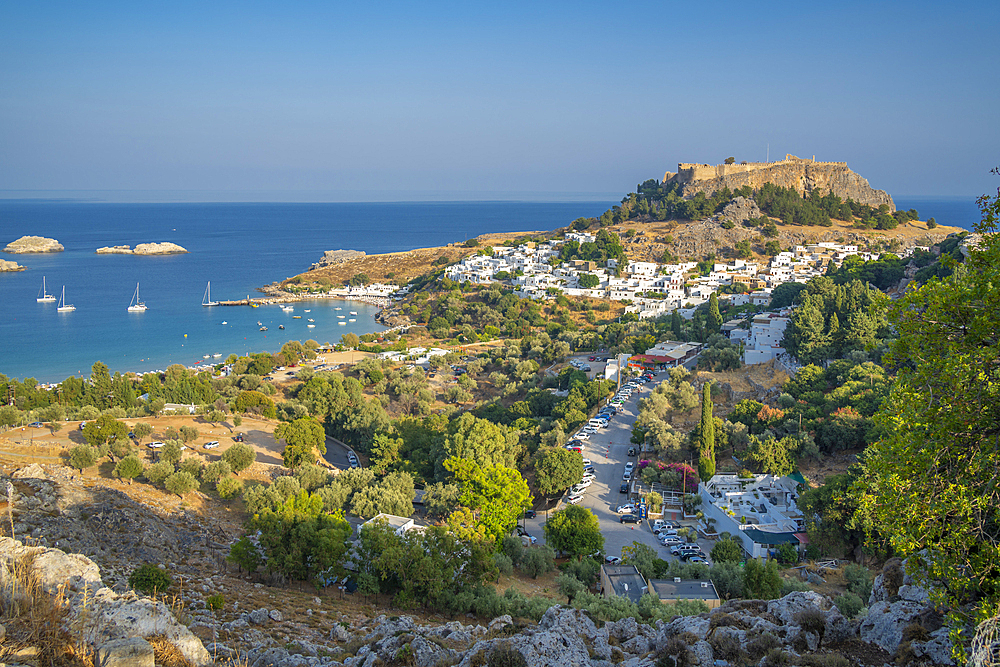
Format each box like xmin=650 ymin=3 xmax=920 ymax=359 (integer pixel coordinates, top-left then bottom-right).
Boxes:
xmin=96 ymin=242 xmax=188 ymax=254
xmin=0 ymin=259 xmax=25 ymax=271
xmin=4 ymin=236 xmax=64 ymax=253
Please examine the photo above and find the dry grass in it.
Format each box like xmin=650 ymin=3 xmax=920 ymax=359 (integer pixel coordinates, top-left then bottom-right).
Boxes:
xmin=147 ymin=636 xmax=194 ymax=667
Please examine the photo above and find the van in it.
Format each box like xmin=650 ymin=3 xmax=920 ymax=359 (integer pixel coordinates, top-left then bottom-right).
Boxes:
xmin=588 ymin=418 xmax=607 ymax=429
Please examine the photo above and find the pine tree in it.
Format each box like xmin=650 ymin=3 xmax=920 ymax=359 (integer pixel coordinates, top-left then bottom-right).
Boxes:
xmin=698 ymin=382 xmax=716 ymax=481
xmin=671 ymin=310 xmax=682 ymax=340
xmin=708 ymin=293 xmax=723 ymax=333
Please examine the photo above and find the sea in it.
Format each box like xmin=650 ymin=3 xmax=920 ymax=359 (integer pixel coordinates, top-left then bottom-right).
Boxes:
xmin=0 ymin=201 xmax=614 ymax=383
xmin=0 ymin=197 xmax=981 ymax=384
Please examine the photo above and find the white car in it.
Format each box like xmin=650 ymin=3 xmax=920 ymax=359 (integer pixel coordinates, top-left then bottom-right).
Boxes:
xmin=581 ymin=473 xmax=596 ymax=482
xmin=204 ymin=441 xmax=220 ymax=449
xmin=566 ymin=494 xmax=584 ymax=505
xmin=652 ymin=519 xmax=666 ymax=531
xmin=624 ymin=462 xmax=635 ymax=473
xmin=616 ymin=504 xmax=636 ymax=514
xmin=582 ymin=458 xmax=592 ymax=466
xmin=570 ymin=484 xmax=589 ymax=495
xmin=661 ymin=537 xmax=683 ymax=546
xmin=579 ymin=427 xmax=598 ymax=434
xmin=574 ymin=478 xmax=593 ymax=489
xmin=147 ymin=441 xmax=164 ymax=449
xmin=574 ymin=433 xmax=591 ymax=441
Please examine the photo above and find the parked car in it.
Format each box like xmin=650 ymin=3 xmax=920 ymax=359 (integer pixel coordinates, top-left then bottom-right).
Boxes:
xmin=28 ymin=421 xmax=45 ymax=428
xmin=523 ymin=509 xmax=537 ymax=519
xmin=516 ymin=526 xmax=537 ymax=544
xmin=234 ymin=433 xmax=245 ymax=442
xmin=78 ymin=421 xmax=87 ymax=430
xmin=565 ymin=446 xmax=583 ymax=453
xmin=624 ymin=461 xmax=635 ymax=473
xmin=581 ymin=472 xmax=596 ymax=481
xmin=574 ymin=433 xmax=591 ymax=441
xmin=566 ymin=494 xmax=584 ymax=505
xmin=620 ymin=514 xmax=641 ymax=524
xmin=604 ymin=555 xmax=621 ymax=565
xmin=582 ymin=458 xmax=592 ymax=466
xmin=616 ymin=504 xmax=636 ymax=514
xmin=204 ymin=441 xmax=220 ymax=449
xmin=147 ymin=441 xmax=164 ymax=449
xmin=652 ymin=519 xmax=666 ymax=532
xmin=627 ymin=447 xmax=638 ymax=457
xmin=687 ymin=556 xmax=709 ymax=565
xmin=570 ymin=483 xmax=590 ymax=494
xmin=661 ymin=537 xmax=683 ymax=546
xmin=619 ymin=482 xmax=629 ymax=494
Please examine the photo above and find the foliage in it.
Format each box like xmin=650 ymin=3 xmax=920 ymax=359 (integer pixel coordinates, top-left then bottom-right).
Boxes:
xmin=216 ymin=476 xmax=244 ymax=499
xmin=834 ymin=592 xmax=864 ymax=619
xmin=741 ymin=435 xmax=796 ymax=476
xmin=82 ymin=414 xmax=129 ymax=450
xmin=710 ymin=537 xmax=743 ymax=563
xmin=144 ymin=461 xmax=174 ymax=486
xmin=164 ymin=471 xmax=199 ymax=496
xmin=201 ymin=460 xmax=232 ymax=485
xmin=696 ymin=383 xmax=715 ymax=481
xmin=275 ymin=417 xmax=327 ymax=468
xmin=544 ymin=505 xmax=604 ymax=559
xmin=445 ymin=457 xmax=531 ymax=544
xmin=709 ymin=561 xmax=744 ymax=600
xmin=534 ymin=447 xmax=584 ymax=497
xmin=206 ymin=594 xmax=225 ymax=611
xmin=743 ymin=559 xmax=782 ymax=600
xmin=128 ymin=564 xmax=172 ymax=595
xmin=422 ymin=482 xmax=462 ymax=518
xmin=798 ymin=473 xmax=867 ymax=558
xmin=222 ymin=442 xmax=257 ymax=473
xmin=114 ymin=454 xmax=145 ymax=484
xmin=68 ymin=444 xmax=98 ymax=471
xmin=520 ymin=546 xmax=556 ymax=579
xmin=853 ymin=181 xmax=1000 ymax=634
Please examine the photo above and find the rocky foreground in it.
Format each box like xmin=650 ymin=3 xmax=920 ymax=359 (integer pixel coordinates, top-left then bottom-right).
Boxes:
xmin=96 ymin=242 xmax=189 ymax=254
xmin=3 ymin=236 xmax=64 ymax=253
xmin=0 ymin=463 xmax=961 ymax=666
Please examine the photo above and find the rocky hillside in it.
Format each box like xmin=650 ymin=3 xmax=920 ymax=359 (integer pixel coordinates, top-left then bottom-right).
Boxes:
xmin=0 ymin=461 xmax=967 ymax=667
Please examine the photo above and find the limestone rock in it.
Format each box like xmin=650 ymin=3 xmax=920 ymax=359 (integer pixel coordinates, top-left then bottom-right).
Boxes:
xmin=310 ymin=249 xmax=366 ymax=271
xmin=96 ymin=637 xmax=155 ymax=667
xmin=331 ymin=623 xmax=352 ymax=642
xmin=267 ymin=608 xmax=282 ymax=622
xmin=859 ymin=598 xmax=927 ymax=654
xmin=767 ymin=591 xmax=853 ymax=645
xmin=13 ymin=463 xmax=47 ymax=479
xmin=717 ymin=196 xmax=763 ymax=227
xmin=4 ymin=235 xmax=64 ymax=253
xmin=248 ymin=608 xmax=271 ymax=625
xmin=488 ymin=614 xmax=514 ymax=633
xmin=95 ymin=246 xmax=135 ymax=254
xmin=133 ymin=242 xmax=188 ymax=255
xmin=0 ymin=259 xmax=25 ymax=271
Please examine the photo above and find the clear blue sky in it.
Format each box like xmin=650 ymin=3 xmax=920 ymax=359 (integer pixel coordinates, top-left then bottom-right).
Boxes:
xmin=1 ymin=1 xmax=997 ymax=200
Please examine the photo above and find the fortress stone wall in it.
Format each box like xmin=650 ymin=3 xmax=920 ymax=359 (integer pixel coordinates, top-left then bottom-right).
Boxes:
xmin=663 ymin=154 xmax=894 ymax=211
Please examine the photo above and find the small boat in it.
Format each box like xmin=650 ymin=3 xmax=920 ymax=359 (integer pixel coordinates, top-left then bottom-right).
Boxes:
xmin=221 ymin=321 xmax=228 ymax=325
xmin=282 ymin=305 xmax=294 ymax=312
xmin=278 ymin=325 xmax=285 ymax=329
xmin=259 ymin=326 xmax=268 ymax=331
xmin=304 ymin=309 xmax=311 ymax=312
xmin=292 ymin=315 xmax=301 ymax=319
xmin=37 ymin=276 xmax=56 ymax=303
xmin=307 ymin=324 xmax=316 ymax=328
xmin=337 ymin=315 xmax=345 ymax=319
xmin=349 ymin=318 xmax=356 ymax=322
xmin=350 ymin=311 xmax=357 ymax=315
xmin=57 ymin=286 xmax=75 ymax=312
xmin=127 ymin=282 xmax=147 ymax=312
xmin=213 ymin=353 xmax=222 ymax=358
xmin=257 ymin=321 xmax=262 ymax=326
xmin=337 ymin=321 xmax=345 ymax=325
xmin=202 ymin=281 xmax=219 ymax=307
xmin=308 ymin=318 xmax=315 ymax=322
xmin=203 ymin=354 xmax=211 ymax=359
xmin=334 ymin=307 xmax=341 ymax=310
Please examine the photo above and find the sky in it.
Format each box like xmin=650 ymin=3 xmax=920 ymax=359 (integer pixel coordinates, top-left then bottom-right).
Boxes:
xmin=1 ymin=1 xmax=997 ymax=201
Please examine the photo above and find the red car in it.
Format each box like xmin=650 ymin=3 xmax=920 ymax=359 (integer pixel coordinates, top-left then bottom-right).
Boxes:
xmin=588 ymin=356 xmax=596 ymax=361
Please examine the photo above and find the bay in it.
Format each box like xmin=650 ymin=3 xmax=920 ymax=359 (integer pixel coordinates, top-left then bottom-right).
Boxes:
xmin=0 ymin=201 xmax=613 ymax=382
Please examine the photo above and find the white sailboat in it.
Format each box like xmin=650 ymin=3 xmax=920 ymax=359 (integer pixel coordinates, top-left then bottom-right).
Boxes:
xmin=202 ymin=281 xmax=219 ymax=307
xmin=57 ymin=286 xmax=75 ymax=312
xmin=36 ymin=276 xmax=56 ymax=303
xmin=127 ymin=282 xmax=147 ymax=312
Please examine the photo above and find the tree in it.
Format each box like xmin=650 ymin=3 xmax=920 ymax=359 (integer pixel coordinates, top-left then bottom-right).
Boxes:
xmin=578 ymin=273 xmax=600 ymax=289
xmin=444 ymin=457 xmax=532 ymax=544
xmin=222 ymin=442 xmax=256 ymax=474
xmin=854 ymin=179 xmax=1000 ymax=638
xmin=556 ymin=573 xmax=586 ymax=604
xmin=742 ymin=435 xmax=796 ymax=476
xmin=48 ymin=421 xmax=63 ymax=436
xmin=132 ymin=422 xmax=153 ymax=444
xmin=544 ymin=505 xmax=604 ymax=559
xmin=201 ymin=460 xmax=232 ymax=485
xmin=534 ymin=447 xmax=584 ymax=497
xmin=164 ymin=471 xmax=199 ymax=497
xmin=710 ymin=537 xmax=743 ymax=563
xmin=160 ymin=441 xmax=183 ymax=466
xmin=707 ymin=293 xmax=723 ymax=333
xmin=232 ymin=416 xmax=243 ymax=428
xmin=179 ymin=425 xmax=199 ymax=444
xmin=216 ymin=476 xmax=244 ymax=499
xmin=743 ymin=558 xmax=782 ymax=599
xmin=82 ymin=414 xmax=129 ymax=450
xmin=114 ymin=454 xmax=145 ymax=484
xmin=697 ymin=382 xmax=716 ymax=481
xmin=275 ymin=418 xmax=326 ymax=468
xmin=68 ymin=444 xmax=98 ymax=471
xmin=144 ymin=461 xmax=174 ymax=486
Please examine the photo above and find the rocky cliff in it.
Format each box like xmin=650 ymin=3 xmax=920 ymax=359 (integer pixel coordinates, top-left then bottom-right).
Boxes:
xmin=0 ymin=259 xmax=25 ymax=272
xmin=663 ymin=155 xmax=895 ymax=211
xmin=96 ymin=242 xmax=188 ymax=254
xmin=4 ymin=236 xmax=64 ymax=253
xmin=310 ymin=249 xmax=366 ymax=271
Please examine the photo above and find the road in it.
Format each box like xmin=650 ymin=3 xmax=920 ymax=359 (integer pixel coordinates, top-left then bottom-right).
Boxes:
xmin=520 ymin=363 xmax=712 ymax=564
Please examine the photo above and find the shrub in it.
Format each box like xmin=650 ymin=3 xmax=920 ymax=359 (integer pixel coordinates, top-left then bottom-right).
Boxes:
xmin=202 ymin=460 xmax=232 ymax=485
xmin=709 ymin=633 xmax=747 ymax=663
xmin=780 ymin=578 xmax=811 ymax=595
xmin=206 ymin=594 xmax=225 ymax=611
xmin=833 ymin=592 xmax=864 ymax=619
xmin=129 ymin=564 xmax=172 ymax=595
xmin=164 ymin=471 xmax=199 ymax=497
xmin=144 ymin=461 xmax=175 ymax=486
xmin=493 ymin=553 xmax=514 ymax=576
xmin=216 ymin=476 xmax=244 ymax=499
xmin=746 ymin=633 xmax=782 ymax=659
xmin=68 ymin=444 xmax=98 ymax=471
xmin=843 ymin=562 xmax=874 ymax=601
xmin=794 ymin=608 xmax=827 ymax=647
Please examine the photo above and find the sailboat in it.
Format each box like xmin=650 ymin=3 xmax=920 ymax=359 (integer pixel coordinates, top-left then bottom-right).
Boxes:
xmin=57 ymin=286 xmax=75 ymax=312
xmin=36 ymin=276 xmax=56 ymax=303
xmin=127 ymin=282 xmax=147 ymax=312
xmin=202 ymin=281 xmax=219 ymax=307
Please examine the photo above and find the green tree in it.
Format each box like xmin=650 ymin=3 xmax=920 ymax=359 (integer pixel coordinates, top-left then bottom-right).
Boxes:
xmin=854 ymin=180 xmax=1000 ymax=640
xmin=743 ymin=558 xmax=782 ymax=599
xmin=534 ymin=447 xmax=584 ymax=497
xmin=68 ymin=444 xmax=98 ymax=471
xmin=144 ymin=461 xmax=174 ymax=486
xmin=710 ymin=537 xmax=743 ymax=563
xmin=132 ymin=422 xmax=153 ymax=444
xmin=578 ymin=273 xmax=600 ymax=289
xmin=444 ymin=457 xmax=532 ymax=544
xmin=707 ymin=293 xmax=723 ymax=333
xmin=179 ymin=425 xmax=199 ymax=444
xmin=275 ymin=417 xmax=327 ymax=468
xmin=114 ymin=454 xmax=145 ymax=484
xmin=159 ymin=441 xmax=183 ymax=466
xmin=222 ymin=442 xmax=257 ymax=474
xmin=82 ymin=414 xmax=129 ymax=450
xmin=164 ymin=471 xmax=199 ymax=497
xmin=556 ymin=573 xmax=586 ymax=604
xmin=201 ymin=460 xmax=233 ymax=485
xmin=216 ymin=476 xmax=244 ymax=499
xmin=544 ymin=505 xmax=604 ymax=559
xmin=697 ymin=382 xmax=715 ymax=481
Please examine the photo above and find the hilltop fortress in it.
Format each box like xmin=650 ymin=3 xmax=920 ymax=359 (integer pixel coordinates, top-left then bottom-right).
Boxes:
xmin=663 ymin=154 xmax=895 ymax=212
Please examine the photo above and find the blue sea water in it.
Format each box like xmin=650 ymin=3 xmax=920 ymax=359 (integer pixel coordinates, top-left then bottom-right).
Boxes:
xmin=895 ymin=196 xmax=981 ymax=231
xmin=0 ymin=201 xmax=613 ymax=382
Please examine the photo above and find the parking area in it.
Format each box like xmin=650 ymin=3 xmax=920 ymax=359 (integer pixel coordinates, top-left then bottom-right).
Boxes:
xmin=520 ymin=369 xmax=715 ymax=564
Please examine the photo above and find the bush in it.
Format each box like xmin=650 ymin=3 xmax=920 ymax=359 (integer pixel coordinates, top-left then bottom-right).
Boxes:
xmin=519 ymin=547 xmax=555 ymax=579
xmin=843 ymin=562 xmax=874 ymax=601
xmin=494 ymin=553 xmax=514 ymax=576
xmin=202 ymin=460 xmax=232 ymax=485
xmin=833 ymin=592 xmax=864 ymax=619
xmin=144 ymin=461 xmax=175 ymax=486
xmin=487 ymin=644 xmax=527 ymax=667
xmin=68 ymin=444 xmax=98 ymax=471
xmin=206 ymin=594 xmax=225 ymax=611
xmin=164 ymin=471 xmax=199 ymax=497
xmin=216 ymin=476 xmax=244 ymax=499
xmin=129 ymin=564 xmax=172 ymax=595
xmin=777 ymin=543 xmax=798 ymax=564
xmin=780 ymin=578 xmax=811 ymax=595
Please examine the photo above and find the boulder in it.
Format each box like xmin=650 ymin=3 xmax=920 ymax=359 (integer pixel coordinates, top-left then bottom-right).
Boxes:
xmin=767 ymin=591 xmax=854 ymax=645
xmin=248 ymin=608 xmax=271 ymax=625
xmin=96 ymin=637 xmax=155 ymax=667
xmin=331 ymin=623 xmax=352 ymax=642
xmin=488 ymin=614 xmax=514 ymax=633
xmin=12 ymin=463 xmax=47 ymax=479
xmin=268 ymin=608 xmax=283 ymax=622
